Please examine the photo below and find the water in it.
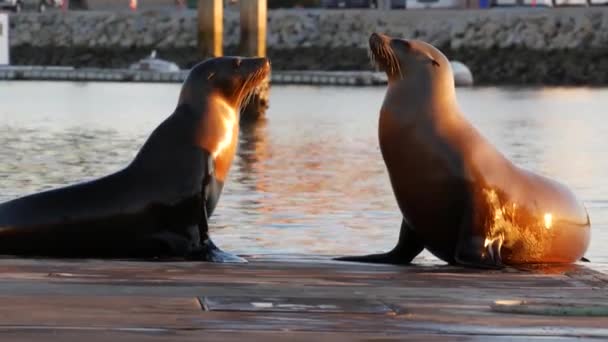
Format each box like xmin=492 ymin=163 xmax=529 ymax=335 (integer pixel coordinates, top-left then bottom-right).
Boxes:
xmin=0 ymin=82 xmax=606 ymax=264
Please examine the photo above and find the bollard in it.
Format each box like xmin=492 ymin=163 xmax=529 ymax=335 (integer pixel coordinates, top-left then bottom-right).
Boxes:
xmin=376 ymin=0 xmax=391 ymax=9
xmin=239 ymin=0 xmax=266 ymax=57
xmin=0 ymin=13 xmax=8 ymax=65
xmin=197 ymin=0 xmax=223 ymax=58
xmin=239 ymin=0 xmax=269 ymax=124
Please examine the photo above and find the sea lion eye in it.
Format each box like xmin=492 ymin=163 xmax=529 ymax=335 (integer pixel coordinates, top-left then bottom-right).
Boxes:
xmin=233 ymin=59 xmax=242 ymax=69
xmin=431 ymin=59 xmax=440 ymax=67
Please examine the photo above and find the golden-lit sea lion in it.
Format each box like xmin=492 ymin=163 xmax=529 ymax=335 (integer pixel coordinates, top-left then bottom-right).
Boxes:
xmin=337 ymin=33 xmax=590 ymax=268
xmin=0 ymin=56 xmax=270 ymax=262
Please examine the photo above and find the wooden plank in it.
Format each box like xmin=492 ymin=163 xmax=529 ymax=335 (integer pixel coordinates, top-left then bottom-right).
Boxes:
xmin=201 ymin=296 xmax=392 ymax=313
xmin=0 ymin=329 xmax=568 ymax=342
xmin=0 ymin=256 xmax=604 ymax=340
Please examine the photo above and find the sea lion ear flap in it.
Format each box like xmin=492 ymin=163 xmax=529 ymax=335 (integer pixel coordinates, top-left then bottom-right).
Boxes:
xmin=207 ymin=72 xmax=216 ymax=80
xmin=431 ymin=59 xmax=440 ymax=68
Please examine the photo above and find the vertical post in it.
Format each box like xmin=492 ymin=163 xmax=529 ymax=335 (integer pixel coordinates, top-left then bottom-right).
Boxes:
xmin=239 ymin=0 xmax=266 ymax=57
xmin=0 ymin=13 xmax=8 ymax=66
xmin=376 ymin=0 xmax=391 ymax=10
xmin=198 ymin=0 xmax=223 ymax=58
xmin=239 ymin=0 xmax=269 ymax=124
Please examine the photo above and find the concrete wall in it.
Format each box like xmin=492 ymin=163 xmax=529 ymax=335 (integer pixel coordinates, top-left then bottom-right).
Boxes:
xmin=8 ymin=8 xmax=608 ymax=85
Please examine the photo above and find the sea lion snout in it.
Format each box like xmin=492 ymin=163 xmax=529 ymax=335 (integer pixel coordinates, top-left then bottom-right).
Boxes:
xmin=369 ymin=33 xmax=389 ymax=55
xmin=240 ymin=57 xmax=270 ymax=76
xmin=369 ymin=32 xmax=389 ymax=46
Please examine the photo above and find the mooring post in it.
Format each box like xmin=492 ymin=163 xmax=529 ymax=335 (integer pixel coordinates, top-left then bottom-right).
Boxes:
xmin=239 ymin=0 xmax=269 ymax=124
xmin=240 ymin=0 xmax=266 ymax=57
xmin=0 ymin=13 xmax=8 ymax=66
xmin=197 ymin=0 xmax=223 ymax=58
xmin=377 ymin=0 xmax=391 ymax=10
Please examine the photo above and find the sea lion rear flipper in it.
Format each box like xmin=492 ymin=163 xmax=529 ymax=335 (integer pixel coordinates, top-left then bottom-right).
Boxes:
xmin=454 ymin=215 xmax=505 ymax=270
xmin=581 ymin=257 xmax=590 ymax=262
xmin=334 ymin=219 xmax=424 ymax=265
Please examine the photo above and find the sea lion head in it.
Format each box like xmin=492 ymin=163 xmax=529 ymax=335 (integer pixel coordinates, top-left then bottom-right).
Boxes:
xmin=369 ymin=33 xmax=454 ymax=97
xmin=178 ymin=56 xmax=271 ymax=111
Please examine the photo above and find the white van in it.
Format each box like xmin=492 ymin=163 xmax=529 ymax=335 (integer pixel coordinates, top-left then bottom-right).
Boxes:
xmin=406 ymin=0 xmax=466 ymax=9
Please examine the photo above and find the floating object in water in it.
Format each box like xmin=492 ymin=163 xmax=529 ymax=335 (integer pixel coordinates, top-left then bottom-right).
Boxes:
xmin=129 ymin=50 xmax=180 ymax=73
xmin=451 ymin=61 xmax=474 ymax=87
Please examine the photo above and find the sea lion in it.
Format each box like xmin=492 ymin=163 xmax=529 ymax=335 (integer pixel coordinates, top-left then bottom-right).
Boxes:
xmin=0 ymin=56 xmax=270 ymax=262
xmin=337 ymin=33 xmax=590 ymax=268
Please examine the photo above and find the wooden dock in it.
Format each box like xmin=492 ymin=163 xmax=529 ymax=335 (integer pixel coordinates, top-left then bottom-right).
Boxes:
xmin=0 ymin=66 xmax=389 ymax=86
xmin=0 ymin=255 xmax=606 ymax=341
xmin=0 ymin=65 xmax=474 ymax=87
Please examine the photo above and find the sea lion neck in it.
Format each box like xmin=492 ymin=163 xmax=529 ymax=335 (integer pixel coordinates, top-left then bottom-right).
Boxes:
xmin=382 ymin=79 xmax=457 ymax=124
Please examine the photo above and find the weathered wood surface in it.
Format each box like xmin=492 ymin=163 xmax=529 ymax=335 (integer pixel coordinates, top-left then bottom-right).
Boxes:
xmin=0 ymin=255 xmax=606 ymax=341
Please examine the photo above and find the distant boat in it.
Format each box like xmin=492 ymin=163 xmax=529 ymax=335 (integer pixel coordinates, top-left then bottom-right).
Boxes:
xmin=129 ymin=50 xmax=180 ymax=72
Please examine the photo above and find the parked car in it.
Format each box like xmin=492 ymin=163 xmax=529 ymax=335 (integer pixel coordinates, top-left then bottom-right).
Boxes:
xmin=406 ymin=0 xmax=465 ymax=8
xmin=0 ymin=0 xmax=62 ymax=12
xmin=320 ymin=0 xmax=373 ymax=8
xmin=492 ymin=0 xmax=549 ymax=6
xmin=268 ymin=0 xmax=320 ymax=7
xmin=388 ymin=0 xmax=406 ymax=8
xmin=493 ymin=0 xmax=593 ymax=6
xmin=552 ymin=0 xmax=590 ymax=5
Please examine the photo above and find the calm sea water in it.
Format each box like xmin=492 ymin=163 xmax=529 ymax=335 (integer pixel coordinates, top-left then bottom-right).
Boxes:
xmin=0 ymin=82 xmax=606 ymax=264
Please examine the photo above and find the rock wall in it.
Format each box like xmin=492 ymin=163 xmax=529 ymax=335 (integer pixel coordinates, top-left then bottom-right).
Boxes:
xmin=8 ymin=8 xmax=608 ymax=85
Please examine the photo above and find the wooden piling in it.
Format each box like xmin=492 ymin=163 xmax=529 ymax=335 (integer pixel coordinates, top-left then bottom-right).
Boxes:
xmin=239 ymin=0 xmax=269 ymax=124
xmin=377 ymin=0 xmax=391 ymax=10
xmin=197 ymin=0 xmax=223 ymax=58
xmin=239 ymin=0 xmax=267 ymax=57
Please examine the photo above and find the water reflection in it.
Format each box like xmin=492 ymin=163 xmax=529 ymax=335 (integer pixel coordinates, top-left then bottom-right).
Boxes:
xmin=0 ymin=82 xmax=606 ymax=262
xmin=0 ymin=126 xmax=136 ymax=199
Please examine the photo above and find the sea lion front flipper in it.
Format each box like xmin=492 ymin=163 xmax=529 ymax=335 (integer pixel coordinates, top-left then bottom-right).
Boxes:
xmin=191 ymin=204 xmax=247 ymax=263
xmin=191 ymin=155 xmax=247 ymax=263
xmin=198 ymin=236 xmax=247 ymax=263
xmin=334 ymin=219 xmax=424 ymax=265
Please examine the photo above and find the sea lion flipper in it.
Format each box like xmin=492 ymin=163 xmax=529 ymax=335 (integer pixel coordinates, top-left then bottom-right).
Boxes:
xmin=334 ymin=219 xmax=424 ymax=265
xmin=197 ymin=238 xmax=247 ymax=263
xmin=192 ymin=214 xmax=247 ymax=263
xmin=454 ymin=235 xmax=505 ymax=270
xmin=191 ymin=159 xmax=247 ymax=264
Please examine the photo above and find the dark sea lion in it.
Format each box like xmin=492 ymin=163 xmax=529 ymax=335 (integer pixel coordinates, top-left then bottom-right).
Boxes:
xmin=337 ymin=33 xmax=590 ymax=268
xmin=0 ymin=56 xmax=270 ymax=262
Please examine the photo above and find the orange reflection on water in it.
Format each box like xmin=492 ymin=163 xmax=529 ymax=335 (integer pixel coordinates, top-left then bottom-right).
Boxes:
xmin=237 ymin=121 xmax=390 ymax=220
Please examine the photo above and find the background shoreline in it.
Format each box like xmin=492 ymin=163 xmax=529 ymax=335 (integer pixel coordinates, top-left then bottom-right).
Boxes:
xmin=6 ymin=8 xmax=608 ymax=85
